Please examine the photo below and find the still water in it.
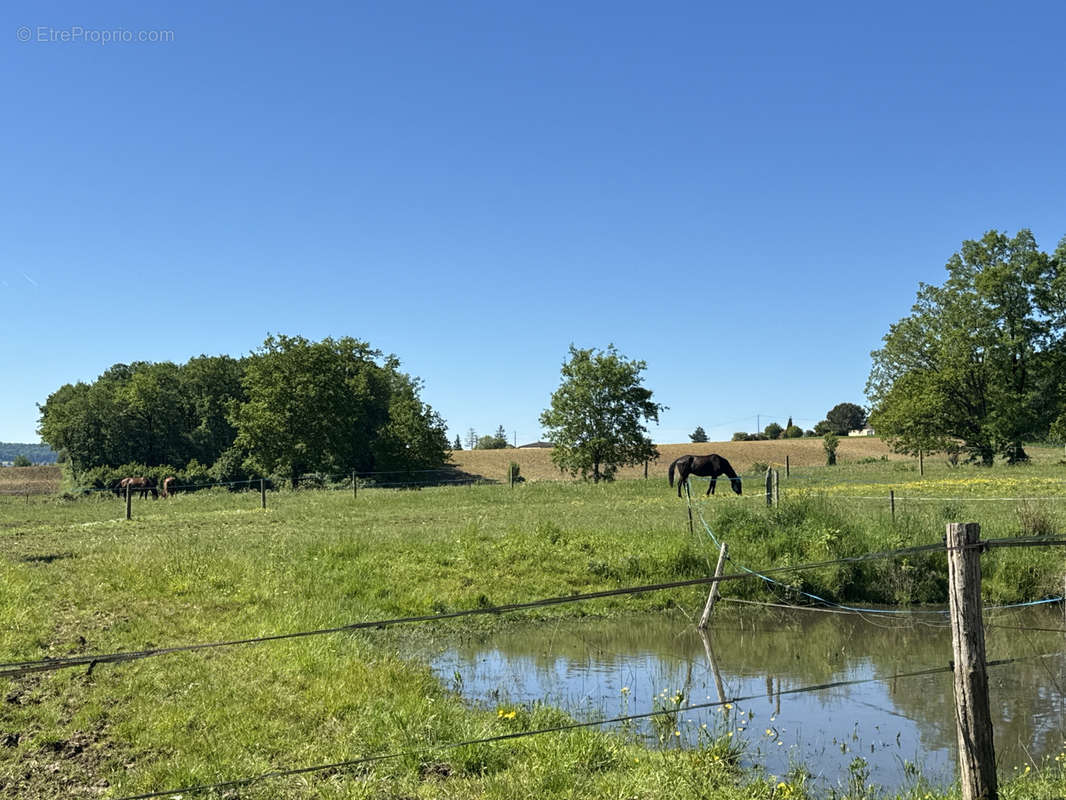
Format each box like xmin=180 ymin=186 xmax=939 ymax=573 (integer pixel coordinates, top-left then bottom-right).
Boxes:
xmin=429 ymin=604 xmax=1066 ymax=792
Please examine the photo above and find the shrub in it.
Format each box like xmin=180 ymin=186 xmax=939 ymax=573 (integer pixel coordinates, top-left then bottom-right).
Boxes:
xmin=823 ymin=433 xmax=839 ymax=466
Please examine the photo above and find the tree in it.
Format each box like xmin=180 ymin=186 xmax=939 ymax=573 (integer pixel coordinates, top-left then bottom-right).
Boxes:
xmin=689 ymin=426 xmax=708 ymax=443
xmin=763 ymin=422 xmax=783 ymax=440
xmin=452 ymin=435 xmax=462 ymax=450
xmin=466 ymin=428 xmax=477 ymax=451
xmin=540 ymin=344 xmax=664 ymax=482
xmin=12 ymin=454 xmax=31 ymax=467
xmin=825 ymin=403 xmax=867 ymax=435
xmin=783 ymin=424 xmax=803 ymax=439
xmin=495 ymin=425 xmax=509 ymax=446
xmin=232 ymin=334 xmax=448 ymax=484
xmin=868 ymin=230 xmax=1063 ymax=465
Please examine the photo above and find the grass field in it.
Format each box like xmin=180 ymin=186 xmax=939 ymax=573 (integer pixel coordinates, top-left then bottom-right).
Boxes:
xmin=2 ymin=446 xmax=1066 ymax=798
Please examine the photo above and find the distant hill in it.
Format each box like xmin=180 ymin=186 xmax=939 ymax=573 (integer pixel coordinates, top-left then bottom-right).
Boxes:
xmin=0 ymin=442 xmax=58 ymax=464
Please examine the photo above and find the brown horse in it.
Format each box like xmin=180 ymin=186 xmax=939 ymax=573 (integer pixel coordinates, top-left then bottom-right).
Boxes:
xmin=161 ymin=476 xmax=176 ymax=498
xmin=120 ymin=476 xmax=158 ymax=500
xmin=668 ymin=454 xmax=742 ymax=498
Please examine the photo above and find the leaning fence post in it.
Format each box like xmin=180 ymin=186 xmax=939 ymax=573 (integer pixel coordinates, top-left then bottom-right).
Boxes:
xmin=125 ymin=485 xmax=132 ymax=521
xmin=698 ymin=542 xmax=728 ymax=630
xmin=945 ymin=522 xmax=997 ymax=800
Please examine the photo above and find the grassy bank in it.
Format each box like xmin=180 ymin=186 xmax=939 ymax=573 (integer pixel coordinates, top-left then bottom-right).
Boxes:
xmin=2 ymin=453 xmax=1066 ymax=798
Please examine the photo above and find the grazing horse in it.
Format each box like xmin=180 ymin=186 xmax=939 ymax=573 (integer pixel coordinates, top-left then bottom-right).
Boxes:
xmin=668 ymin=454 xmax=742 ymax=498
xmin=161 ymin=476 xmax=175 ymax=498
xmin=120 ymin=476 xmax=158 ymax=500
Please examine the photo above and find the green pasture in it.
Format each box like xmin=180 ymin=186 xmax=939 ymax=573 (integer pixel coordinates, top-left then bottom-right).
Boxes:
xmin=2 ymin=454 xmax=1066 ymax=798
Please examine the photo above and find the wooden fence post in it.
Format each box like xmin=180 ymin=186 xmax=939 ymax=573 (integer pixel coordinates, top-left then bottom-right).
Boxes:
xmin=890 ymin=490 xmax=895 ymax=524
xmin=353 ymin=471 xmax=357 ymax=499
xmin=919 ymin=449 xmax=925 ymax=476
xmin=785 ymin=455 xmax=790 ymax=477
xmin=685 ymin=479 xmax=693 ymax=534
xmin=260 ymin=478 xmax=266 ymax=509
xmin=765 ymin=468 xmax=773 ymax=507
xmin=945 ymin=522 xmax=997 ymax=800
xmin=772 ymin=469 xmax=779 ymax=506
xmin=125 ymin=485 xmax=132 ymax=521
xmin=698 ymin=542 xmax=728 ymax=630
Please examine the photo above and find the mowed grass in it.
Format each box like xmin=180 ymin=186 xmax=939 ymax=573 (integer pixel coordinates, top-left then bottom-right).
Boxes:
xmin=2 ymin=449 xmax=1066 ymax=798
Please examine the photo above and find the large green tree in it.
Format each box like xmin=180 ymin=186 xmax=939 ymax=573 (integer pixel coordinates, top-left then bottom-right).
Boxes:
xmin=38 ymin=357 xmax=248 ymax=474
xmin=867 ymin=229 xmax=1064 ymax=464
xmin=540 ymin=344 xmax=663 ymax=482
xmin=825 ymin=403 xmax=867 ymax=435
xmin=231 ymin=334 xmax=448 ymax=483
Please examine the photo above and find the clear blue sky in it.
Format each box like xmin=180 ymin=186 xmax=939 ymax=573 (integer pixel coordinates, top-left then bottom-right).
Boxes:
xmin=3 ymin=1 xmax=1064 ymax=446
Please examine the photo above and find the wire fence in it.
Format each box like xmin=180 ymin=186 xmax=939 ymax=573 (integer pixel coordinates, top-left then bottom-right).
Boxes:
xmin=107 ymin=651 xmax=1062 ymax=800
xmin=6 ymin=469 xmax=1066 ymax=796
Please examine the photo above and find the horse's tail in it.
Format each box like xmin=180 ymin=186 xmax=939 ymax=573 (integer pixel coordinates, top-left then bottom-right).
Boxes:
xmin=668 ymin=457 xmax=679 ymax=487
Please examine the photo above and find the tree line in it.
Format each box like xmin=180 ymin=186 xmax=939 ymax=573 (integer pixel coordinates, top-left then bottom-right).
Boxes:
xmin=38 ymin=335 xmax=450 ymax=487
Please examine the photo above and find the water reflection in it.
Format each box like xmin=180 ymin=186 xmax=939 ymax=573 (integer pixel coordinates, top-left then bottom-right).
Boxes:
xmin=429 ymin=605 xmax=1066 ymax=792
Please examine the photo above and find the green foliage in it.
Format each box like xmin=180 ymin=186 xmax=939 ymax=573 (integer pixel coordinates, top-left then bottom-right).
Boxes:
xmin=689 ymin=426 xmax=708 ymax=443
xmin=763 ymin=422 xmax=783 ymax=440
xmin=0 ymin=442 xmax=56 ymax=463
xmin=813 ymin=420 xmax=832 ymax=436
xmin=11 ymin=454 xmax=31 ymax=467
xmin=231 ymin=335 xmax=449 ymax=484
xmin=783 ymin=424 xmax=804 ymax=439
xmin=869 ymin=229 xmax=1066 ymax=465
xmin=37 ymin=355 xmax=246 ymax=474
xmin=826 ymin=402 xmax=867 ymax=434
xmin=540 ymin=344 xmax=664 ymax=483
xmin=823 ymin=433 xmax=839 ymax=465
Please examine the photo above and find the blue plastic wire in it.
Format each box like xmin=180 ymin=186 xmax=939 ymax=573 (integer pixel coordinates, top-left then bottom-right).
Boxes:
xmin=683 ymin=477 xmax=1063 ymax=617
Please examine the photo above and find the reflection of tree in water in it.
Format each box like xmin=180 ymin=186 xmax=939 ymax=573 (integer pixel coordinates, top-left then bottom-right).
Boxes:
xmin=438 ymin=605 xmax=1066 ymax=773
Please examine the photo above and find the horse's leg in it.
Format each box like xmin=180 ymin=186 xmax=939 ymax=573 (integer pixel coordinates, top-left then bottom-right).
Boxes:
xmin=708 ymin=477 xmax=716 ymax=496
xmin=677 ymin=467 xmax=687 ymax=498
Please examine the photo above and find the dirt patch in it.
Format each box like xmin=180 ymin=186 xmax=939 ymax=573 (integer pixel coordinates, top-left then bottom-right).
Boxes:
xmin=0 ymin=724 xmax=123 ymax=799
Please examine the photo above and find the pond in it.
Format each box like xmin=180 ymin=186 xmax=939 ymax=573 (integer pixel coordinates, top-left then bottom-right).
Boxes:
xmin=429 ymin=603 xmax=1066 ymax=793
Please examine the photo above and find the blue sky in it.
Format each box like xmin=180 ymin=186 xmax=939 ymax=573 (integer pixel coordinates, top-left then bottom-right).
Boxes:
xmin=3 ymin=1 xmax=1064 ymax=446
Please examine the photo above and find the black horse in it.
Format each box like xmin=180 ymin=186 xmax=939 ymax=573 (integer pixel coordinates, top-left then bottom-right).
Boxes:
xmin=668 ymin=454 xmax=742 ymax=498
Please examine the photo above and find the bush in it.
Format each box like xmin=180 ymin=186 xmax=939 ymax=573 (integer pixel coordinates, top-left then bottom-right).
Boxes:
xmin=823 ymin=433 xmax=840 ymax=466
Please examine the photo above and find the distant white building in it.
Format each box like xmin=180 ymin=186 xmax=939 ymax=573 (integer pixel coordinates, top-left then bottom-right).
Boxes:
xmin=848 ymin=427 xmax=876 ymax=437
